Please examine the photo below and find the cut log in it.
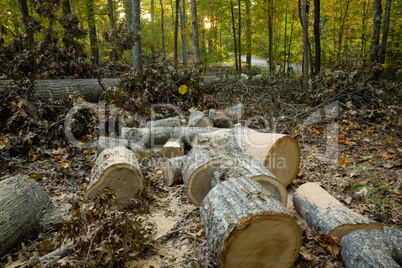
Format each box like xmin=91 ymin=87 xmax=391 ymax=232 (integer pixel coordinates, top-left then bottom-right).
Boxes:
xmin=84 ymin=146 xmax=144 ymax=205
xmin=209 ymin=104 xmax=245 ymax=128
xmin=182 ymin=141 xmax=233 ymax=206
xmin=293 ymin=182 xmax=383 ymax=239
xmin=340 ymin=228 xmax=402 ymax=268
xmin=0 ymin=175 xmax=63 ymax=257
xmin=97 ymin=136 xmax=128 ymax=155
xmin=212 ymin=157 xmax=287 ymax=206
xmin=226 ymin=103 xmax=245 ymax=123
xmin=162 ymin=156 xmax=186 ymax=186
xmin=129 ymin=143 xmax=151 ymax=161
xmin=0 ymin=79 xmax=119 ymax=102
xmin=187 ymin=111 xmax=213 ymax=127
xmin=147 ymin=117 xmax=182 ymax=128
xmin=200 ymin=177 xmax=302 ymax=267
xmin=162 ymin=138 xmax=184 ymax=158
xmin=194 ymin=127 xmax=300 ymax=186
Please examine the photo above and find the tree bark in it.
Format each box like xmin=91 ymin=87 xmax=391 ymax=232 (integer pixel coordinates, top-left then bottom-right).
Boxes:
xmin=188 ymin=111 xmax=213 ymax=127
xmin=84 ymin=146 xmax=144 ymax=205
xmin=62 ymin=0 xmax=71 ymax=17
xmin=200 ymin=177 xmax=301 ymax=267
xmin=182 ymin=141 xmax=233 ymax=206
xmin=293 ymin=182 xmax=383 ymax=239
xmin=162 ymin=156 xmax=186 ymax=186
xmin=379 ymin=0 xmax=392 ymax=64
xmin=238 ymin=0 xmax=242 ymax=74
xmin=313 ymin=0 xmax=321 ymax=75
xmin=97 ymin=136 xmax=129 ymax=155
xmin=133 ymin=0 xmax=143 ymax=81
xmin=162 ymin=138 xmax=184 ymax=158
xmin=371 ymin=0 xmax=382 ymax=62
xmin=124 ymin=0 xmax=133 ymax=26
xmin=151 ymin=0 xmax=156 ymax=56
xmin=107 ymin=0 xmax=115 ymax=29
xmin=212 ymin=157 xmax=287 ymax=205
xmin=337 ymin=0 xmax=350 ymax=62
xmin=268 ymin=0 xmax=274 ymax=75
xmin=0 ymin=175 xmax=63 ymax=256
xmin=147 ymin=117 xmax=182 ymax=128
xmin=174 ymin=0 xmax=180 ymax=68
xmin=340 ymin=229 xmax=402 ymax=268
xmin=19 ymin=0 xmax=34 ymax=44
xmin=160 ymin=0 xmax=166 ymax=57
xmin=208 ymin=104 xmax=245 ymax=128
xmin=180 ymin=0 xmax=188 ymax=67
xmin=245 ymin=0 xmax=251 ymax=75
xmin=301 ymin=0 xmax=309 ymax=85
xmin=190 ymin=0 xmax=200 ymax=62
xmin=231 ymin=1 xmax=238 ymax=72
xmin=86 ymin=0 xmax=99 ymax=67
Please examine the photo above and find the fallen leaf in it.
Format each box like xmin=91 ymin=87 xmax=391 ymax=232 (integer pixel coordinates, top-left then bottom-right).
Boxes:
xmin=86 ymin=149 xmax=95 ymax=155
xmin=338 ymin=155 xmax=349 ymax=168
xmin=76 ymin=141 xmax=84 ymax=147
xmin=59 ymin=161 xmax=69 ymax=169
xmin=31 ymin=154 xmax=41 ymax=161
xmin=29 ymin=173 xmax=42 ymax=180
xmin=318 ymin=233 xmax=342 ymax=256
xmin=347 ymin=124 xmax=355 ymax=131
xmin=363 ymin=137 xmax=370 ymax=142
xmin=178 ymin=84 xmax=188 ymax=95
xmin=382 ymin=151 xmax=394 ymax=160
xmin=299 ymin=251 xmax=312 ymax=261
xmin=188 ymin=107 xmax=197 ymax=113
xmin=181 ymin=118 xmax=187 ymax=124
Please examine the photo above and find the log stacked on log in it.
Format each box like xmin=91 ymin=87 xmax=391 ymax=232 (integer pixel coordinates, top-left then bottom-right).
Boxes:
xmin=162 ymin=138 xmax=184 ymax=158
xmin=0 ymin=175 xmax=63 ymax=256
xmin=84 ymin=146 xmax=144 ymax=205
xmin=340 ymin=228 xmax=402 ymax=268
xmin=200 ymin=177 xmax=301 ymax=267
xmin=182 ymin=141 xmax=233 ymax=206
xmin=188 ymin=111 xmax=213 ymax=127
xmin=293 ymin=182 xmax=383 ymax=239
xmin=209 ymin=104 xmax=245 ymax=128
xmin=194 ymin=127 xmax=300 ymax=186
xmin=212 ymin=157 xmax=287 ymax=206
xmin=162 ymin=156 xmax=186 ymax=186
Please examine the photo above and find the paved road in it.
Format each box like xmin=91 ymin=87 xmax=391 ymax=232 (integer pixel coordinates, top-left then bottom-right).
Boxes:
xmin=239 ymin=55 xmax=302 ymax=72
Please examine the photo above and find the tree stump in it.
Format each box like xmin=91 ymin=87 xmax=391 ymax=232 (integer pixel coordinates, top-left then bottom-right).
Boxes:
xmin=194 ymin=127 xmax=300 ymax=186
xmin=0 ymin=175 xmax=63 ymax=256
xmin=212 ymin=157 xmax=287 ymax=206
xmin=188 ymin=110 xmax=213 ymax=127
xmin=293 ymin=182 xmax=383 ymax=239
xmin=162 ymin=156 xmax=186 ymax=186
xmin=340 ymin=228 xmax=402 ymax=268
xmin=162 ymin=138 xmax=184 ymax=158
xmin=182 ymin=141 xmax=233 ymax=206
xmin=84 ymin=146 xmax=144 ymax=205
xmin=200 ymin=177 xmax=301 ymax=267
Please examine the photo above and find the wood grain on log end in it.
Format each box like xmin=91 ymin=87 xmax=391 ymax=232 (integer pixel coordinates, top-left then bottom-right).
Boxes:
xmin=162 ymin=138 xmax=184 ymax=158
xmin=188 ymin=110 xmax=214 ymax=127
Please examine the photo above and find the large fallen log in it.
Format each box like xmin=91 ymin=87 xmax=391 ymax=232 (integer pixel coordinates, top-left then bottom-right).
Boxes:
xmin=340 ymin=228 xmax=402 ymax=268
xmin=0 ymin=175 xmax=63 ymax=257
xmin=182 ymin=141 xmax=233 ymax=206
xmin=194 ymin=127 xmax=300 ymax=186
xmin=84 ymin=146 xmax=144 ymax=205
xmin=162 ymin=156 xmax=186 ymax=186
xmin=212 ymin=157 xmax=287 ymax=206
xmin=97 ymin=136 xmax=129 ymax=155
xmin=293 ymin=182 xmax=383 ymax=239
xmin=200 ymin=177 xmax=301 ymax=267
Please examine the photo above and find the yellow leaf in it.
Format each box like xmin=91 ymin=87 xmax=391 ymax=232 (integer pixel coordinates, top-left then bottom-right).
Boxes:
xmin=338 ymin=155 xmax=349 ymax=168
xmin=181 ymin=118 xmax=187 ymax=124
xmin=76 ymin=141 xmax=84 ymax=147
xmin=347 ymin=124 xmax=355 ymax=131
xmin=60 ymin=161 xmax=69 ymax=169
xmin=178 ymin=84 xmax=188 ymax=95
xmin=87 ymin=149 xmax=95 ymax=155
xmin=29 ymin=173 xmax=42 ymax=180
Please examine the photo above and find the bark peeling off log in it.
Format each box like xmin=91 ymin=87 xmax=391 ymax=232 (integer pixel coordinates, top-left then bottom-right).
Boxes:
xmin=340 ymin=229 xmax=402 ymax=268
xmin=293 ymin=182 xmax=383 ymax=239
xmin=200 ymin=177 xmax=301 ymax=267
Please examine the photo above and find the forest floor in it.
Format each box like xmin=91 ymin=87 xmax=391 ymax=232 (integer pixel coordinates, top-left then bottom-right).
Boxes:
xmin=0 ymin=65 xmax=401 ymax=267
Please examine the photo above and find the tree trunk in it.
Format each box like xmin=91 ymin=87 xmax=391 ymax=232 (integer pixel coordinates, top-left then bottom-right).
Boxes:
xmin=379 ymin=0 xmax=391 ymax=64
xmin=200 ymin=177 xmax=301 ymax=267
xmin=371 ymin=0 xmax=382 ymax=62
xmin=124 ymin=0 xmax=133 ymax=25
xmin=174 ymin=0 xmax=180 ymax=68
xmin=313 ymin=0 xmax=321 ymax=75
xmin=86 ymin=0 xmax=99 ymax=67
xmin=107 ymin=0 xmax=115 ymax=29
xmin=268 ymin=0 xmax=274 ymax=75
xmin=238 ymin=0 xmax=242 ymax=74
xmin=188 ymin=111 xmax=213 ymax=127
xmin=190 ymin=0 xmax=200 ymax=62
xmin=287 ymin=13 xmax=296 ymax=75
xmin=0 ymin=175 xmax=63 ymax=256
xmin=231 ymin=1 xmax=238 ymax=72
xmin=182 ymin=141 xmax=233 ymax=206
xmin=62 ymin=0 xmax=71 ymax=17
xmin=283 ymin=9 xmax=288 ymax=74
xmin=361 ymin=0 xmax=370 ymax=56
xmin=162 ymin=138 xmax=184 ymax=158
xmin=293 ymin=182 xmax=383 ymax=239
xmin=194 ymin=127 xmax=300 ymax=187
xmin=133 ymin=0 xmax=143 ymax=81
xmin=340 ymin=229 xmax=402 ymax=268
xmin=245 ymin=0 xmax=251 ymax=75
xmin=19 ymin=0 xmax=34 ymax=44
xmin=151 ymin=0 xmax=156 ymax=56
xmin=337 ymin=0 xmax=350 ymax=62
xmin=301 ymin=0 xmax=309 ymax=85
xmin=160 ymin=0 xmax=166 ymax=57
xmin=162 ymin=156 xmax=186 ymax=186
xmin=180 ymin=0 xmax=188 ymax=66
xmin=212 ymin=157 xmax=287 ymax=205
xmin=84 ymin=146 xmax=144 ymax=205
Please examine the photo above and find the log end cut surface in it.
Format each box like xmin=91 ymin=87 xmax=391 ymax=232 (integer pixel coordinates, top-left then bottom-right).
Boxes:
xmin=222 ymin=212 xmax=301 ymax=268
xmin=253 ymin=175 xmax=288 ymax=206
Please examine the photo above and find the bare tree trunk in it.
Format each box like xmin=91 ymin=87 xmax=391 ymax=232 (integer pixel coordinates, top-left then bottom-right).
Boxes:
xmin=151 ymin=0 xmax=156 ymax=56
xmin=287 ymin=12 xmax=296 ymax=75
xmin=174 ymin=0 xmax=180 ymax=68
xmin=283 ymin=10 xmax=287 ymax=74
xmin=160 ymin=0 xmax=166 ymax=57
xmin=190 ymin=0 xmax=200 ymax=62
xmin=19 ymin=0 xmax=34 ymax=44
xmin=231 ymin=1 xmax=238 ymax=72
xmin=268 ymin=0 xmax=273 ymax=75
xmin=62 ymin=0 xmax=71 ymax=17
xmin=379 ymin=0 xmax=391 ymax=64
xmin=313 ymin=0 xmax=321 ymax=75
xmin=337 ymin=0 xmax=350 ymax=62
xmin=245 ymin=0 xmax=251 ymax=75
xmin=361 ymin=0 xmax=370 ymax=56
xmin=180 ymin=0 xmax=188 ymax=67
xmin=86 ymin=0 xmax=99 ymax=67
xmin=371 ymin=0 xmax=382 ymax=62
xmin=107 ymin=0 xmax=115 ymax=29
xmin=301 ymin=0 xmax=309 ymax=86
xmin=124 ymin=0 xmax=133 ymax=25
xmin=133 ymin=0 xmax=143 ymax=81
xmin=238 ymin=0 xmax=242 ymax=74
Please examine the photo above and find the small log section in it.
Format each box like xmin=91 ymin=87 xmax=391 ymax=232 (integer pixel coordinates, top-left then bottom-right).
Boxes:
xmin=340 ymin=228 xmax=402 ymax=268
xmin=162 ymin=138 xmax=184 ymax=158
xmin=200 ymin=177 xmax=301 ymax=268
xmin=212 ymin=157 xmax=287 ymax=206
xmin=147 ymin=117 xmax=182 ymax=128
xmin=162 ymin=156 xmax=186 ymax=186
xmin=0 ymin=175 xmax=63 ymax=256
xmin=293 ymin=182 xmax=383 ymax=239
xmin=209 ymin=104 xmax=245 ymax=128
xmin=97 ymin=136 xmax=128 ymax=155
xmin=84 ymin=146 xmax=144 ymax=205
xmin=182 ymin=141 xmax=233 ymax=206
xmin=195 ymin=127 xmax=300 ymax=186
xmin=188 ymin=111 xmax=213 ymax=127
